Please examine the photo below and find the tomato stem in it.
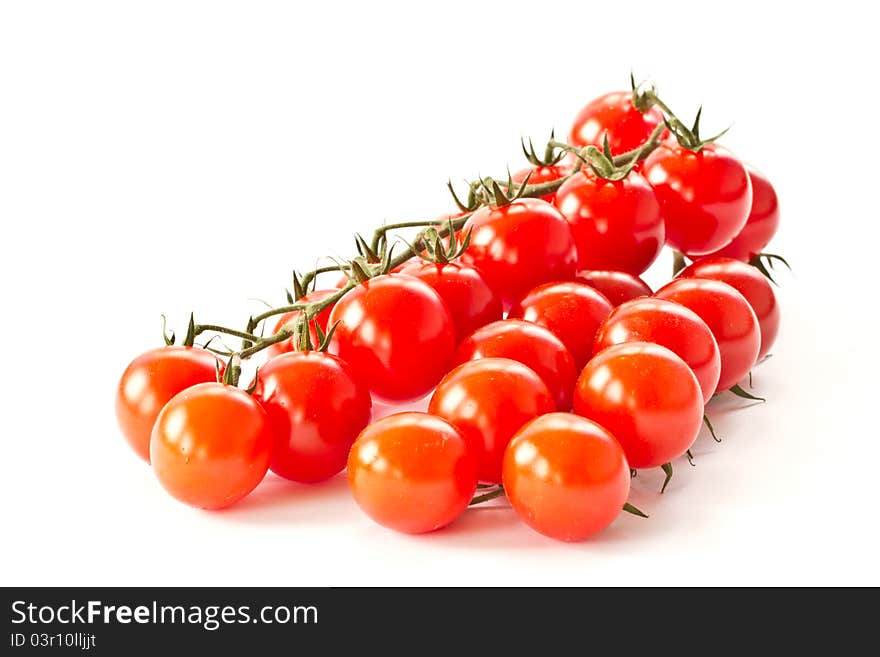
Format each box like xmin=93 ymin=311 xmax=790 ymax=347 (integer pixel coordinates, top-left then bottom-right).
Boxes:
xmin=369 ymin=220 xmax=453 ymax=254
xmin=194 ymin=324 xmax=263 ymax=343
xmin=299 ymin=264 xmax=348 ymax=291
xmin=238 ymin=328 xmax=295 ymax=360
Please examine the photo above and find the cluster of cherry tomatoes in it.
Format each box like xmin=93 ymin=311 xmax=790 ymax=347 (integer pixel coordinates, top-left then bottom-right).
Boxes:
xmin=116 ymin=80 xmax=782 ymax=542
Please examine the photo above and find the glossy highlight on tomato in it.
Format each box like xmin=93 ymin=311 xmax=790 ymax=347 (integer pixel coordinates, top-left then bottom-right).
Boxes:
xmin=644 ymin=142 xmax=752 ymax=256
xmin=460 ymin=198 xmax=577 ymax=307
xmin=347 ymin=412 xmax=478 ymax=534
xmin=150 ymin=382 xmax=273 ymax=509
xmin=508 ymin=281 xmax=613 ymax=369
xmin=702 ymin=166 xmax=779 ymax=261
xmin=573 ymin=342 xmax=703 ymax=469
xmin=555 ymin=168 xmax=665 ymax=275
xmin=255 ymin=351 xmax=372 ymax=483
xmin=593 ymin=297 xmax=721 ymax=402
xmin=266 ymin=289 xmax=338 ymax=359
xmin=328 ymin=274 xmax=455 ymax=403
xmin=575 ymin=270 xmax=652 ymax=307
xmin=457 ymin=319 xmax=578 ymax=410
xmin=503 ymin=413 xmax=631 ymax=542
xmin=678 ymin=257 xmax=779 ymax=360
xmin=115 ymin=346 xmax=222 ymax=463
xmin=398 ymin=261 xmax=502 ymax=344
xmin=569 ymin=90 xmax=665 ymax=156
xmin=429 ymin=358 xmax=555 ymax=483
xmin=655 ymin=277 xmax=760 ymax=390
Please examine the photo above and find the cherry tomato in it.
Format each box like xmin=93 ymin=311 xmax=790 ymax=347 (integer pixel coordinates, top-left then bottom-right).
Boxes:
xmin=457 ymin=320 xmax=578 ymax=410
xmin=266 ymin=289 xmax=338 ymax=359
xmin=569 ymin=91 xmax=665 ymax=156
xmin=701 ymin=166 xmax=779 ymax=261
xmin=255 ymin=351 xmax=371 ymax=483
xmin=460 ymin=198 xmax=577 ymax=307
xmin=508 ymin=281 xmax=613 ymax=369
xmin=573 ymin=342 xmax=703 ymax=469
xmin=429 ymin=358 xmax=554 ymax=483
xmin=593 ymin=298 xmax=721 ymax=403
xmin=398 ymin=261 xmax=502 ymax=344
xmin=347 ymin=412 xmax=478 ymax=534
xmin=150 ymin=382 xmax=273 ymax=509
xmin=511 ymin=164 xmax=572 ymax=203
xmin=575 ymin=269 xmax=652 ymax=306
xmin=678 ymin=257 xmax=779 ymax=360
xmin=643 ymin=142 xmax=752 ymax=256
xmin=328 ymin=274 xmax=455 ymax=403
xmin=503 ymin=413 xmax=630 ymax=541
xmin=115 ymin=346 xmax=221 ymax=463
xmin=555 ymin=168 xmax=665 ymax=275
xmin=655 ymin=278 xmax=760 ymax=390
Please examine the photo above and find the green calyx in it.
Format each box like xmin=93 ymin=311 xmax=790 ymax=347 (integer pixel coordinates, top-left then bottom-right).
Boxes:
xmin=581 ymin=135 xmax=638 ymax=182
xmin=521 ymin=131 xmax=565 ymax=167
xmin=222 ymin=354 xmax=243 ymax=387
xmin=655 ymin=98 xmax=729 ymax=152
xmin=447 ymin=179 xmax=483 ymax=213
xmin=342 ymin=241 xmax=397 ymax=285
xmin=478 ymin=171 xmax=531 ymax=207
xmin=418 ymin=219 xmax=473 ymax=264
xmin=354 ymin=232 xmax=388 ymax=264
xmin=182 ymin=312 xmax=196 ymax=347
xmin=749 ymin=252 xmax=792 ymax=285
xmin=293 ymin=314 xmax=339 ymax=352
xmin=630 ymin=72 xmax=657 ymax=114
xmin=286 ymin=270 xmax=316 ymax=304
xmin=161 ymin=314 xmax=176 ymax=346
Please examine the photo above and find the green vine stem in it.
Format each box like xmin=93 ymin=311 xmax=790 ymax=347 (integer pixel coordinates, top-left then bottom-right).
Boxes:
xmin=238 ymin=173 xmax=576 ymax=359
xmin=169 ymin=126 xmax=666 ymax=368
xmin=300 ymin=264 xmax=348 ymax=292
xmin=549 ymin=121 xmax=666 ymax=169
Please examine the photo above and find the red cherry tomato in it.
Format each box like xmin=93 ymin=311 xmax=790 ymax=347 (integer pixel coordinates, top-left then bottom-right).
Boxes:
xmin=593 ymin=298 xmax=721 ymax=403
xmin=328 ymin=274 xmax=455 ymax=403
xmin=511 ymin=164 xmax=572 ymax=203
xmin=678 ymin=257 xmax=780 ymax=360
xmin=573 ymin=342 xmax=703 ymax=469
xmin=569 ymin=91 xmax=665 ymax=156
xmin=347 ymin=412 xmax=478 ymax=534
xmin=575 ymin=269 xmax=652 ymax=306
xmin=115 ymin=346 xmax=221 ymax=463
xmin=555 ymin=168 xmax=665 ymax=275
xmin=429 ymin=358 xmax=555 ymax=483
xmin=460 ymin=198 xmax=577 ymax=307
xmin=150 ymin=382 xmax=273 ymax=509
xmin=398 ymin=261 xmax=502 ymax=344
xmin=503 ymin=413 xmax=631 ymax=541
xmin=655 ymin=278 xmax=760 ymax=390
xmin=266 ymin=289 xmax=338 ymax=359
xmin=255 ymin=351 xmax=371 ymax=483
xmin=457 ymin=320 xmax=578 ymax=410
xmin=508 ymin=281 xmax=613 ymax=369
xmin=644 ymin=142 xmax=752 ymax=256
xmin=701 ymin=166 xmax=779 ymax=261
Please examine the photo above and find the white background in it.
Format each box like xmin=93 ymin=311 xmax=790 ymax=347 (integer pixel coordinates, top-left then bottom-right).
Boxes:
xmin=2 ymin=1 xmax=878 ymax=586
